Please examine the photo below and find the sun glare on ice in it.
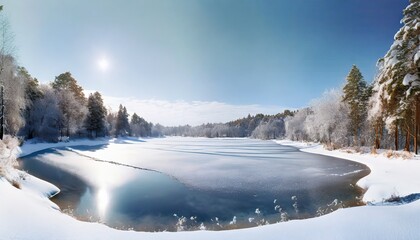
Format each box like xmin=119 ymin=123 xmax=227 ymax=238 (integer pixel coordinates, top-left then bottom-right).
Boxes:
xmin=97 ymin=187 xmax=110 ymax=219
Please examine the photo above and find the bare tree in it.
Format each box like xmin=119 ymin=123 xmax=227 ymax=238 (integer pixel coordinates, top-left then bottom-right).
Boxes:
xmin=0 ymin=8 xmax=16 ymax=139
xmin=1 ymin=56 xmax=26 ymax=136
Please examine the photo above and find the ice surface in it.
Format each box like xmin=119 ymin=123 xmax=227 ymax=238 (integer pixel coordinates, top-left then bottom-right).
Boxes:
xmin=24 ymin=138 xmax=367 ymax=195
xmin=277 ymin=140 xmax=420 ymax=204
xmin=1 ymin=138 xmax=419 ymax=239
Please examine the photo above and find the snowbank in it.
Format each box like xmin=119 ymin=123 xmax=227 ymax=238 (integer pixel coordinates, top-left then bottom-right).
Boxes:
xmin=19 ymin=138 xmax=111 ymax=158
xmin=276 ymin=140 xmax=420 ymax=204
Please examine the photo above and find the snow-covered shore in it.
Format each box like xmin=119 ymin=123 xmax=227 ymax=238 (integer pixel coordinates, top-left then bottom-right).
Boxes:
xmin=19 ymin=138 xmax=112 ymax=158
xmin=1 ymin=138 xmax=420 ymax=240
xmin=275 ymin=140 xmax=420 ymax=204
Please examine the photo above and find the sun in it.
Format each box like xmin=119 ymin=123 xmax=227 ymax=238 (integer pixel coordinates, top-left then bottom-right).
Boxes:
xmin=98 ymin=57 xmax=110 ymax=71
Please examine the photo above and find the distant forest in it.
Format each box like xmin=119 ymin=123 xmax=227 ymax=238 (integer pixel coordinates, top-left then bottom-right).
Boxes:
xmin=162 ymin=111 xmax=293 ymax=139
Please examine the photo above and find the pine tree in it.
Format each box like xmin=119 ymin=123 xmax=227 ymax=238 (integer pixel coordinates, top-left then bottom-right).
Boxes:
xmin=18 ymin=67 xmax=43 ymax=139
xmin=130 ymin=113 xmax=152 ymax=137
xmin=130 ymin=113 xmax=142 ymax=137
xmin=115 ymin=104 xmax=130 ymax=137
xmin=51 ymin=72 xmax=86 ymax=103
xmin=85 ymin=92 xmax=107 ymax=138
xmin=370 ymin=0 xmax=420 ymax=152
xmin=342 ymin=65 xmax=370 ymax=146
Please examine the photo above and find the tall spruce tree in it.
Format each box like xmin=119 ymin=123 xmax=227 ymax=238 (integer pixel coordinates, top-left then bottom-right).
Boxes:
xmin=51 ymin=72 xmax=86 ymax=103
xmin=342 ymin=65 xmax=370 ymax=146
xmin=85 ymin=92 xmax=106 ymax=138
xmin=115 ymin=104 xmax=130 ymax=137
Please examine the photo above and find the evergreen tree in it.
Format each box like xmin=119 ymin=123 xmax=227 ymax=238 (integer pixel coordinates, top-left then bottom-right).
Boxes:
xmin=18 ymin=67 xmax=43 ymax=139
xmin=130 ymin=112 xmax=152 ymax=137
xmin=85 ymin=92 xmax=107 ymax=138
xmin=105 ymin=109 xmax=116 ymax=136
xmin=115 ymin=104 xmax=130 ymax=137
xmin=342 ymin=65 xmax=370 ymax=145
xmin=51 ymin=72 xmax=86 ymax=103
xmin=369 ymin=0 xmax=420 ymax=152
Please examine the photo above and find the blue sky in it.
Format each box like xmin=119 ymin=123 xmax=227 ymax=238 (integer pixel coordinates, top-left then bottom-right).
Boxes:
xmin=2 ymin=0 xmax=408 ymax=125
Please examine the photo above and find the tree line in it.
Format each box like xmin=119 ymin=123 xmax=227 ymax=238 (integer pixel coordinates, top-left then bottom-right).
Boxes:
xmin=162 ymin=111 xmax=294 ymax=139
xmin=5 ymin=68 xmax=160 ymax=141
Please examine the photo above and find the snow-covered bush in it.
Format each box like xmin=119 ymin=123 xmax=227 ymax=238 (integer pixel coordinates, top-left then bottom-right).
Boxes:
xmin=0 ymin=135 xmax=20 ymax=178
xmin=305 ymin=89 xmax=350 ymax=147
xmin=251 ymin=119 xmax=285 ymax=139
xmin=285 ymin=108 xmax=311 ymax=141
xmin=30 ymin=85 xmax=62 ymax=142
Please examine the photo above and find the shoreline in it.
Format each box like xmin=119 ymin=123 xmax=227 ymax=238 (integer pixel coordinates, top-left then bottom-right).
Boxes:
xmin=2 ymin=137 xmax=420 ymax=239
xmin=274 ymin=139 xmax=420 ymax=204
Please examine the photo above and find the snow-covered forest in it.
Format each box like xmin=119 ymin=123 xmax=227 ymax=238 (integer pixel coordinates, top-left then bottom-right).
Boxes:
xmin=161 ymin=111 xmax=293 ymax=139
xmin=285 ymin=1 xmax=420 ymax=152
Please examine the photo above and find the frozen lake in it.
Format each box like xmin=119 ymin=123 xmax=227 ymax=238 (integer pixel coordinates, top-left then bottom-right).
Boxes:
xmin=19 ymin=138 xmax=369 ymax=231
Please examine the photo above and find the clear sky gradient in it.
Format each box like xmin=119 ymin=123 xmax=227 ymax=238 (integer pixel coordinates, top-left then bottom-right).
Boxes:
xmin=2 ymin=0 xmax=408 ymax=125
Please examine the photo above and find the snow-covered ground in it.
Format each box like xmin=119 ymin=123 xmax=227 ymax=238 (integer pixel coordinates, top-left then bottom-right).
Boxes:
xmin=1 ymin=138 xmax=420 ymax=239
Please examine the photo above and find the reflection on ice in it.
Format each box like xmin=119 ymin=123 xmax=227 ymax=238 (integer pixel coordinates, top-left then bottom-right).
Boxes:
xmin=97 ymin=187 xmax=110 ymax=220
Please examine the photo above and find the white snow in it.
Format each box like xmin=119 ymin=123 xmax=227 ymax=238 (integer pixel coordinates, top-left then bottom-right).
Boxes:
xmin=402 ymin=73 xmax=418 ymax=86
xmin=414 ymin=49 xmax=420 ymax=63
xmin=19 ymin=138 xmax=111 ymax=158
xmin=1 ymin=138 xmax=420 ymax=239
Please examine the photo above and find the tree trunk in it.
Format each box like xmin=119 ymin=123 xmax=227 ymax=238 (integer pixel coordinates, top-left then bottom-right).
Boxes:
xmin=374 ymin=120 xmax=381 ymax=149
xmin=405 ymin=128 xmax=410 ymax=151
xmin=416 ymin=98 xmax=419 ymax=154
xmin=394 ymin=120 xmax=398 ymax=151
xmin=0 ymin=85 xmax=3 ymax=140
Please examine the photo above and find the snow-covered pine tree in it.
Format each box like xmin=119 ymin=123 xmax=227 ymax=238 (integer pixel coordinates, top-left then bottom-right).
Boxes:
xmin=51 ymin=72 xmax=86 ymax=103
xmin=85 ymin=92 xmax=107 ymax=138
xmin=130 ymin=113 xmax=141 ymax=137
xmin=130 ymin=113 xmax=151 ymax=137
xmin=115 ymin=104 xmax=130 ymax=137
xmin=342 ymin=65 xmax=370 ymax=146
xmin=370 ymin=0 xmax=420 ymax=152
